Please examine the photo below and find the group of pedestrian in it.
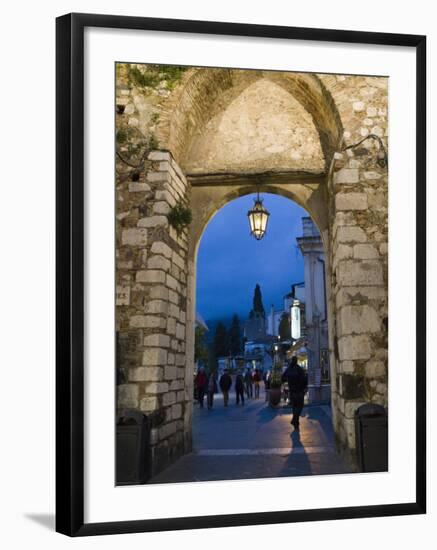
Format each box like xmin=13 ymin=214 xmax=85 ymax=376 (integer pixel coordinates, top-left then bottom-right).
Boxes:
xmin=220 ymin=369 xmax=253 ymax=406
xmin=194 ymin=356 xmax=308 ymax=430
xmin=243 ymin=368 xmax=262 ymax=399
xmin=194 ymin=367 xmax=219 ymax=409
xmin=194 ymin=366 xmax=264 ymax=409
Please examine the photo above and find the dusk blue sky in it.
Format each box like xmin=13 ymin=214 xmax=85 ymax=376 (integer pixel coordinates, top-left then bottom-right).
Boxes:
xmin=196 ymin=193 xmax=308 ymax=323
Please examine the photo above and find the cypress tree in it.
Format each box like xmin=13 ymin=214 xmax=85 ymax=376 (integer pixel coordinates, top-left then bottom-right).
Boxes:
xmin=194 ymin=325 xmax=209 ymax=365
xmin=228 ymin=314 xmax=242 ymax=356
xmin=213 ymin=322 xmax=228 ymax=358
xmin=252 ymin=283 xmax=265 ymax=318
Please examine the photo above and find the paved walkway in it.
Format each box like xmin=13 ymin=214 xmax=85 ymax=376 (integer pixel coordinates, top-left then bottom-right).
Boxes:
xmin=149 ymin=391 xmax=350 ymax=484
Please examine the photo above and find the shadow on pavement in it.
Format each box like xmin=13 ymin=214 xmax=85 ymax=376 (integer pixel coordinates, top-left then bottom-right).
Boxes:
xmin=290 ymin=428 xmax=305 ymax=450
xmin=255 ymin=405 xmax=282 ymax=424
xmin=278 ymin=428 xmax=313 ymax=476
xmin=302 ymin=405 xmax=335 ymax=439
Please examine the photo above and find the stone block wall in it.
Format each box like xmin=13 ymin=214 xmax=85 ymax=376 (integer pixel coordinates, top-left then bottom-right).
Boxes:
xmin=116 ymin=150 xmax=192 ymax=476
xmin=327 ymin=107 xmax=388 ymax=460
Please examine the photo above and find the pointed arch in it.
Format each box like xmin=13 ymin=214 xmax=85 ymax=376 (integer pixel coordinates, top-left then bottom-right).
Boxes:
xmin=157 ymin=68 xmax=344 ymax=169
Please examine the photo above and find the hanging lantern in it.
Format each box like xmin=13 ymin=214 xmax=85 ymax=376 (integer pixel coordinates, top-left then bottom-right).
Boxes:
xmin=247 ymin=192 xmax=270 ymax=240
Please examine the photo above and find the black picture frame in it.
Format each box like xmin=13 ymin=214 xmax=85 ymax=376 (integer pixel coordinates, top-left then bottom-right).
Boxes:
xmin=56 ymin=12 xmax=426 ymax=537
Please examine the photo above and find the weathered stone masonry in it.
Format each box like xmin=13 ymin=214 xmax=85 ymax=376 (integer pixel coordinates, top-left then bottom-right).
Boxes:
xmin=115 ymin=64 xmax=388 ymax=474
xmin=116 ymin=148 xmax=193 ymax=475
xmin=325 ymin=76 xmax=388 ymax=459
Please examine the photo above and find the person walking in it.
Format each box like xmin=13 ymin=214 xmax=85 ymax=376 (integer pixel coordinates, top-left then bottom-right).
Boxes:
xmin=253 ymin=368 xmax=261 ymax=399
xmin=244 ymin=368 xmax=253 ymax=398
xmin=219 ymin=368 xmax=232 ymax=407
xmin=235 ymin=372 xmax=245 ymax=406
xmin=282 ymin=356 xmax=308 ymax=429
xmin=196 ymin=366 xmax=208 ymax=408
xmin=207 ymin=371 xmax=217 ymax=410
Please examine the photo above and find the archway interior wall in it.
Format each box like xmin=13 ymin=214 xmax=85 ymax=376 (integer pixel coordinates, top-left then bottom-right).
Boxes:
xmin=163 ymin=69 xmax=344 ymax=171
xmin=183 ymin=78 xmax=325 ymax=175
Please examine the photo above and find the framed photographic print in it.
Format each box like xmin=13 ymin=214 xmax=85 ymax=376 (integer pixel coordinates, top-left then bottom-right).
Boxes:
xmin=56 ymin=13 xmax=426 ymax=536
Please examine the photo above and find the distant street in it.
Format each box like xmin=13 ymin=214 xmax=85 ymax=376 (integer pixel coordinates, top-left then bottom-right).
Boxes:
xmin=149 ymin=391 xmax=350 ymax=484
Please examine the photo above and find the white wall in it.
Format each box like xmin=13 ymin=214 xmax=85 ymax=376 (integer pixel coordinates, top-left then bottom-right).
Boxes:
xmin=267 ymin=309 xmax=281 ymax=336
xmin=0 ymin=1 xmax=434 ymax=549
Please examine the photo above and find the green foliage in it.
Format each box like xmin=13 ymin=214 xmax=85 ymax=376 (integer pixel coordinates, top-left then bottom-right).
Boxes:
xmin=194 ymin=325 xmax=209 ymax=366
xmin=270 ymin=361 xmax=283 ymax=389
xmin=228 ymin=314 xmax=242 ymax=356
xmin=116 ymin=124 xmax=160 ymax=175
xmin=278 ymin=312 xmax=291 ymax=340
xmin=207 ymin=347 xmax=218 ymax=374
xmin=127 ymin=64 xmax=187 ymax=90
xmin=116 ymin=126 xmax=144 ymax=148
xmin=127 ymin=142 xmax=142 ymax=156
xmin=128 ymin=66 xmax=160 ymax=88
xmin=116 ymin=127 xmax=128 ymax=144
xmin=213 ymin=322 xmax=228 ymax=358
xmin=160 ymin=65 xmax=187 ymax=80
xmin=162 ymin=66 xmax=187 ymax=90
xmin=167 ymin=202 xmax=192 ymax=235
xmin=149 ymin=134 xmax=159 ymax=150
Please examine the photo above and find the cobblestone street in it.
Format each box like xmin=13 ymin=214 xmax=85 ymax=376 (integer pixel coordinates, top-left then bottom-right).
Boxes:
xmin=149 ymin=392 xmax=351 ymax=484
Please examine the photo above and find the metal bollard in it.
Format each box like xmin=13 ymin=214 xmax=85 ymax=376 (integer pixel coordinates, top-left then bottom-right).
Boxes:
xmin=355 ymin=403 xmax=388 ymax=472
xmin=116 ymin=410 xmax=150 ymax=485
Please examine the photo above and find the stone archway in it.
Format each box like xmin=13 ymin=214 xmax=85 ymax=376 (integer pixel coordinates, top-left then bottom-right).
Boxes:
xmin=116 ymin=65 xmax=388 ymax=477
xmin=157 ymin=68 xmax=343 ymax=169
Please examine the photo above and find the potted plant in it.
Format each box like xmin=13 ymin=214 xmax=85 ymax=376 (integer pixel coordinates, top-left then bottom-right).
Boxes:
xmin=269 ymin=363 xmax=283 ymax=407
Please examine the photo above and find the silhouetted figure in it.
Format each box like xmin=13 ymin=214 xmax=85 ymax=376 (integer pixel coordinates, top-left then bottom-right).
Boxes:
xmin=253 ymin=368 xmax=261 ymax=399
xmin=219 ymin=369 xmax=232 ymax=407
xmin=207 ymin=372 xmax=218 ymax=410
xmin=282 ymin=356 xmax=308 ymax=429
xmin=235 ymin=372 xmax=245 ymax=405
xmin=196 ymin=367 xmax=208 ymax=408
xmin=244 ymin=368 xmax=253 ymax=398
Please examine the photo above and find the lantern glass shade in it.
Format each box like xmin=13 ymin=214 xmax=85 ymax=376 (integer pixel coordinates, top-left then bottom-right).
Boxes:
xmin=247 ymin=197 xmax=270 ymax=240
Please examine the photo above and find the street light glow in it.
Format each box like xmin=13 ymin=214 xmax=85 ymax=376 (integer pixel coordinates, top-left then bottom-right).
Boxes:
xmin=248 ymin=193 xmax=270 ymax=240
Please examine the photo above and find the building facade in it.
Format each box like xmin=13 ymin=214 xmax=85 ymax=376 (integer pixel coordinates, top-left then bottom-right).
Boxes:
xmin=297 ymin=217 xmax=330 ymax=403
xmin=267 ymin=282 xmax=305 ymax=338
xmin=244 ymin=310 xmax=274 ymax=372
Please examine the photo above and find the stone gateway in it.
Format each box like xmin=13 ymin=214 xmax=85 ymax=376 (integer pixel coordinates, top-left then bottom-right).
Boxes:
xmin=115 ymin=64 xmax=388 ymax=476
